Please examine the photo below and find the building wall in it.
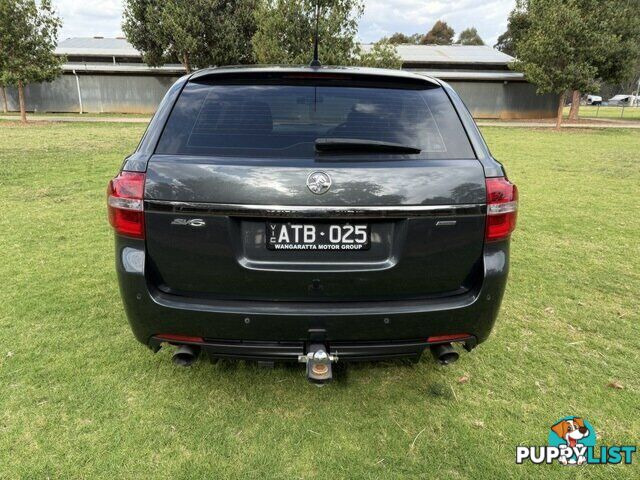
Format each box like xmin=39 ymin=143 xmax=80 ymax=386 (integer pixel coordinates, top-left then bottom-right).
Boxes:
xmin=4 ymin=72 xmax=557 ymax=119
xmin=447 ymin=80 xmax=558 ymax=119
xmin=5 ymin=73 xmax=180 ymax=114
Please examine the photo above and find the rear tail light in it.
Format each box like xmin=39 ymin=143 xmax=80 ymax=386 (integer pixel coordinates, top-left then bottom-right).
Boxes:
xmin=107 ymin=171 xmax=145 ymax=239
xmin=485 ymin=177 xmax=518 ymax=242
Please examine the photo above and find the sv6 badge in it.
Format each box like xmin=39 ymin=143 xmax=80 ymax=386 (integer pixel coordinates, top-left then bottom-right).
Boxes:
xmin=171 ymin=218 xmax=206 ymax=227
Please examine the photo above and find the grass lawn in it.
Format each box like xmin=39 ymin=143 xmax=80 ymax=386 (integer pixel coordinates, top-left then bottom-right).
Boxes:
xmin=0 ymin=121 xmax=638 ymax=479
xmin=0 ymin=111 xmax=153 ymax=119
xmin=564 ymin=105 xmax=640 ymax=121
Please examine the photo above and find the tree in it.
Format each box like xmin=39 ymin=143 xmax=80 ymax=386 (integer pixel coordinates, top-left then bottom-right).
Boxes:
xmin=420 ymin=20 xmax=454 ymax=45
xmin=384 ymin=32 xmax=422 ymax=45
xmin=0 ymin=56 xmax=7 ymax=113
xmin=599 ymin=58 xmax=640 ymax=100
xmin=0 ymin=0 xmax=63 ymax=123
xmin=585 ymin=1 xmax=640 ymax=84
xmin=0 ymin=83 xmax=7 ymax=113
xmin=357 ymin=40 xmax=403 ymax=69
xmin=494 ymin=9 xmax=530 ymax=56
xmin=568 ymin=0 xmax=640 ymax=119
xmin=122 ymin=0 xmax=258 ymax=72
xmin=456 ymin=27 xmax=484 ymax=45
xmin=253 ymin=0 xmax=401 ymax=68
xmin=253 ymin=0 xmax=359 ymax=66
xmin=511 ymin=0 xmax=599 ymax=129
xmin=511 ymin=0 xmax=640 ymax=126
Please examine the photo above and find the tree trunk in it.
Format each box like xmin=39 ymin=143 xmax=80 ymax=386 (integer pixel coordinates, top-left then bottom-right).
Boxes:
xmin=18 ymin=80 xmax=27 ymax=123
xmin=1 ymin=86 xmax=7 ymax=113
xmin=568 ymin=90 xmax=580 ymax=121
xmin=182 ymin=53 xmax=191 ymax=73
xmin=555 ymin=91 xmax=566 ymax=130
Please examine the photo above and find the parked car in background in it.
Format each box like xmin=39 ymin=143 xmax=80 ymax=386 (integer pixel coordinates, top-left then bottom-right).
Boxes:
xmin=607 ymin=94 xmax=637 ymax=106
xmin=585 ymin=94 xmax=602 ymax=105
xmin=108 ymin=66 xmax=518 ymax=383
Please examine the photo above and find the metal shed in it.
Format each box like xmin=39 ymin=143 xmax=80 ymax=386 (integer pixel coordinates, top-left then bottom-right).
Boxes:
xmin=361 ymin=44 xmax=558 ymax=119
xmin=4 ymin=38 xmax=557 ymax=118
xmin=4 ymin=37 xmax=183 ymax=115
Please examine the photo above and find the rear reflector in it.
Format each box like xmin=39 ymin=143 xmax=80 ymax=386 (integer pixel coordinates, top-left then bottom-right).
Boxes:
xmin=156 ymin=334 xmax=204 ymax=343
xmin=107 ymin=171 xmax=145 ymax=239
xmin=427 ymin=334 xmax=472 ymax=343
xmin=485 ymin=177 xmax=518 ymax=242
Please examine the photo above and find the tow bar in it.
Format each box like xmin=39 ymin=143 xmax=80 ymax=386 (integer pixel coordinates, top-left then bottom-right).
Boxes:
xmin=298 ymin=343 xmax=338 ymax=385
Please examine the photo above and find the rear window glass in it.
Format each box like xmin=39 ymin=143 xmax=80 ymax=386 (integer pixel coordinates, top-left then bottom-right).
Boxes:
xmin=156 ymin=82 xmax=475 ymax=159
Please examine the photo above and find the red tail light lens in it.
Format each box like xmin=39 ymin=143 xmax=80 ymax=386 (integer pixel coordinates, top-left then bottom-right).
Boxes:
xmin=156 ymin=334 xmax=204 ymax=343
xmin=485 ymin=177 xmax=518 ymax=242
xmin=427 ymin=334 xmax=472 ymax=343
xmin=107 ymin=171 xmax=145 ymax=239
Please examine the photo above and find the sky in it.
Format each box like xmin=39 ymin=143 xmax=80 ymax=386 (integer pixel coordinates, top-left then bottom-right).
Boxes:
xmin=55 ymin=0 xmax=516 ymax=47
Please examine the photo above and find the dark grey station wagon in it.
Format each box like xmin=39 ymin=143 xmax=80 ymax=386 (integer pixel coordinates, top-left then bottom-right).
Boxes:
xmin=108 ymin=66 xmax=517 ymax=383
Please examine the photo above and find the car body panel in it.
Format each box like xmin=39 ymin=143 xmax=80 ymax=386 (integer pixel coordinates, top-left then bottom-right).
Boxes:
xmin=143 ymin=158 xmax=487 ymax=301
xmin=116 ymin=236 xmax=509 ymax=351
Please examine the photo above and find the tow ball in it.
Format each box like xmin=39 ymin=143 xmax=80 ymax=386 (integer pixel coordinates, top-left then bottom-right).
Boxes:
xmin=298 ymin=343 xmax=338 ymax=385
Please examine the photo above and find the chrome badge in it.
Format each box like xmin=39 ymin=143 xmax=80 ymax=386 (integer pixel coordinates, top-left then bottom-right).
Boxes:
xmin=306 ymin=171 xmax=331 ymax=195
xmin=171 ymin=218 xmax=206 ymax=227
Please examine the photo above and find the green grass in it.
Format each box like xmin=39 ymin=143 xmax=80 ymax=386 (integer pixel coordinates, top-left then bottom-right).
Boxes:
xmin=0 ymin=111 xmax=152 ymax=119
xmin=0 ymin=121 xmax=639 ymax=479
xmin=564 ymin=105 xmax=640 ymax=121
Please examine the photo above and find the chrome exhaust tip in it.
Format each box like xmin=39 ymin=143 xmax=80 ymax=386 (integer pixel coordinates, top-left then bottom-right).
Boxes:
xmin=430 ymin=343 xmax=459 ymax=365
xmin=172 ymin=344 xmax=201 ymax=367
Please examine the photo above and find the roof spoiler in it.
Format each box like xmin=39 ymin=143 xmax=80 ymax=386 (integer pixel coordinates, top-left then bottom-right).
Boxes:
xmin=188 ymin=66 xmax=440 ymax=87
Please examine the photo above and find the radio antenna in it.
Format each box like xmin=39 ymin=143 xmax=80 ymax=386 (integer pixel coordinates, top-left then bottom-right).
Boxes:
xmin=309 ymin=1 xmax=321 ymax=67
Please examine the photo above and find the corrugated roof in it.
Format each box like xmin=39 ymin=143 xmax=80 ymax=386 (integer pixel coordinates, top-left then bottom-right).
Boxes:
xmin=56 ymin=37 xmax=140 ymax=57
xmin=58 ymin=37 xmax=514 ymax=65
xmin=413 ymin=70 xmax=524 ymax=81
xmin=360 ymin=44 xmax=514 ymax=65
xmin=63 ymin=63 xmax=185 ymax=74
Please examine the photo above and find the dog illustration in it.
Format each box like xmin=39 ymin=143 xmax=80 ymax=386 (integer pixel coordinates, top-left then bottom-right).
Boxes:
xmin=551 ymin=417 xmax=590 ymax=465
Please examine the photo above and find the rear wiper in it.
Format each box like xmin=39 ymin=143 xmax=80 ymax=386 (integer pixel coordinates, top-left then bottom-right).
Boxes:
xmin=315 ymin=138 xmax=421 ymax=154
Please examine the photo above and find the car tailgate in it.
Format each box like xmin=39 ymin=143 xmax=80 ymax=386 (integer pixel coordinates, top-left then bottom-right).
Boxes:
xmin=143 ymin=156 xmax=486 ymax=301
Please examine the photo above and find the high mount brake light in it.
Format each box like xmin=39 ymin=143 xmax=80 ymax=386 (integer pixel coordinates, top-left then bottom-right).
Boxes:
xmin=107 ymin=171 xmax=145 ymax=239
xmin=485 ymin=177 xmax=518 ymax=242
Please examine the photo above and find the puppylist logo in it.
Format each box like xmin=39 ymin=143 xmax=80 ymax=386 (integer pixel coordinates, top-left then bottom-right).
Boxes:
xmin=516 ymin=416 xmax=636 ymax=466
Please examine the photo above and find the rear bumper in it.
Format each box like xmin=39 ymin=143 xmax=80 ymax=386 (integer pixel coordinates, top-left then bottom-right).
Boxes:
xmin=149 ymin=336 xmax=476 ymax=363
xmin=115 ymin=237 xmax=509 ymax=360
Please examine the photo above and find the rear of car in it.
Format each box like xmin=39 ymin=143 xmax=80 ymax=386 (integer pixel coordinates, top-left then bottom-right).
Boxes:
xmin=109 ymin=67 xmax=516 ymax=376
xmin=586 ymin=95 xmax=602 ymax=105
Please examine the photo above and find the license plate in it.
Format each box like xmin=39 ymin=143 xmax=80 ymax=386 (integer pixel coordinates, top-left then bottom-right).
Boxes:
xmin=266 ymin=222 xmax=370 ymax=251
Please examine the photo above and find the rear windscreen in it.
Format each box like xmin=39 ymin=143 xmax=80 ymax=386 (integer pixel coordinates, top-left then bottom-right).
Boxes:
xmin=156 ymin=82 xmax=475 ymax=159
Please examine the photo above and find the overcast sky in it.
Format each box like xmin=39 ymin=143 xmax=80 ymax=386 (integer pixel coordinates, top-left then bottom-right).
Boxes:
xmin=55 ymin=0 xmax=516 ymax=47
